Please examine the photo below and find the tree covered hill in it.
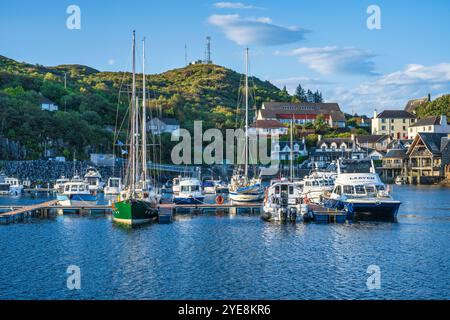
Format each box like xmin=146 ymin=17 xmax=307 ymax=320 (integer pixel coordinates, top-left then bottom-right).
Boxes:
xmin=415 ymin=94 xmax=450 ymax=119
xmin=0 ymin=55 xmax=290 ymax=160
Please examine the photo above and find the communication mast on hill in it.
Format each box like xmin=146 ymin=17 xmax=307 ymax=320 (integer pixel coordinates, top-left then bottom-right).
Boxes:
xmin=204 ymin=36 xmax=212 ymax=64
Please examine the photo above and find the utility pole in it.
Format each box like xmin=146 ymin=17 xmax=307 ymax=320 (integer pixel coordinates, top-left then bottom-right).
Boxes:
xmin=205 ymin=36 xmax=211 ymax=64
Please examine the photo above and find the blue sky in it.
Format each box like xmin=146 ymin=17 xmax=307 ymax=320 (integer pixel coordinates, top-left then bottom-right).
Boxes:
xmin=1 ymin=0 xmax=449 ymax=115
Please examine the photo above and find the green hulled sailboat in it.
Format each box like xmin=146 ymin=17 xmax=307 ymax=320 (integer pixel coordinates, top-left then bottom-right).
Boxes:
xmin=112 ymin=31 xmax=159 ymax=226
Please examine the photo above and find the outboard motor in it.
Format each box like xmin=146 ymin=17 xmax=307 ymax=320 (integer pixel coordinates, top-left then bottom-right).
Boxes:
xmin=279 ymin=192 xmax=289 ymax=222
xmin=289 ymin=207 xmax=297 ymax=223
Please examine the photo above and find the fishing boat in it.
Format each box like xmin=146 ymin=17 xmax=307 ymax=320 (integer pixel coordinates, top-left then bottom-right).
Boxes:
xmin=57 ymin=181 xmax=97 ymax=206
xmin=262 ymin=117 xmax=302 ymax=222
xmin=302 ymin=173 xmax=334 ymax=204
xmin=262 ymin=178 xmax=302 ymax=222
xmin=84 ymin=167 xmax=103 ymax=194
xmin=228 ymin=48 xmax=264 ymax=202
xmin=327 ymin=160 xmax=401 ymax=221
xmin=104 ymin=177 xmax=123 ymax=195
xmin=54 ymin=176 xmax=69 ymax=194
xmin=173 ymin=178 xmax=205 ymax=204
xmin=112 ymin=32 xmax=159 ymax=225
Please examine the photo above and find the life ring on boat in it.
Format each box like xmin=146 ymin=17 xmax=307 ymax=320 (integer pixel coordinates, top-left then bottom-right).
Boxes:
xmin=215 ymin=195 xmax=224 ymax=205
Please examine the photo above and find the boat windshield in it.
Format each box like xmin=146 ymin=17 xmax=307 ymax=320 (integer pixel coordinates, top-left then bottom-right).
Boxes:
xmin=181 ymin=185 xmax=200 ymax=192
xmin=109 ymin=179 xmax=120 ymax=187
xmin=339 ymin=184 xmax=385 ymax=197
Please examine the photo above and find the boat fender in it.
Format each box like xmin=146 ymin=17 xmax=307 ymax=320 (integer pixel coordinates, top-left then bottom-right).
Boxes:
xmin=215 ymin=195 xmax=224 ymax=205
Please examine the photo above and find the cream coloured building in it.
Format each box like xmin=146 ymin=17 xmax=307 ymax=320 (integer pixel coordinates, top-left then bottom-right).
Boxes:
xmin=371 ymin=110 xmax=416 ymax=140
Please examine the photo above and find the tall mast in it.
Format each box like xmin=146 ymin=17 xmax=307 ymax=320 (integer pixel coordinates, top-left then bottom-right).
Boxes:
xmin=290 ymin=115 xmax=294 ymax=182
xmin=142 ymin=38 xmax=147 ymax=185
xmin=130 ymin=30 xmax=136 ymax=194
xmin=244 ymin=47 xmax=249 ymax=177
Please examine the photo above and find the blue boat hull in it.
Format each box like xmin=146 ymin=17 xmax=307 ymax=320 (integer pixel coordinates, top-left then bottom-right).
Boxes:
xmin=325 ymin=199 xmax=401 ymax=222
xmin=348 ymin=201 xmax=401 ymax=222
xmin=173 ymin=197 xmax=205 ymax=205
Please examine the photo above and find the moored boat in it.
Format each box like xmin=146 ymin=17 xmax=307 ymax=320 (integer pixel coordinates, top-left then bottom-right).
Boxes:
xmin=262 ymin=178 xmax=302 ymax=222
xmin=104 ymin=177 xmax=122 ymax=195
xmin=112 ymin=32 xmax=159 ymax=225
xmin=173 ymin=178 xmax=205 ymax=204
xmin=57 ymin=181 xmax=97 ymax=206
xmin=327 ymin=160 xmax=401 ymax=221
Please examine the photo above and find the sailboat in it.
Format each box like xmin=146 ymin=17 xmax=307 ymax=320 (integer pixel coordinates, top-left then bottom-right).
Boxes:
xmin=112 ymin=31 xmax=159 ymax=225
xmin=228 ymin=48 xmax=264 ymax=202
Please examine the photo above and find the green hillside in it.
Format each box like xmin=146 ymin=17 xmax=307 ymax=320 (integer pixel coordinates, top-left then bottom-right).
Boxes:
xmin=0 ymin=55 xmax=290 ymax=160
xmin=415 ymin=94 xmax=450 ymax=118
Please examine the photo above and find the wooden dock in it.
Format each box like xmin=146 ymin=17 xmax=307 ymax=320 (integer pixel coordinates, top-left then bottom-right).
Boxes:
xmin=0 ymin=200 xmax=262 ymax=225
xmin=0 ymin=200 xmax=58 ymax=224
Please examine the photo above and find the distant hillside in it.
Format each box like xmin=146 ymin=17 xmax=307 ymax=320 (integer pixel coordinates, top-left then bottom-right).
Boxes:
xmin=0 ymin=55 xmax=290 ymax=160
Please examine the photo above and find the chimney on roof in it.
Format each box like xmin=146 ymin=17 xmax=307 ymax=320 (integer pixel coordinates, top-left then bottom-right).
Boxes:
xmin=373 ymin=109 xmax=378 ymax=119
xmin=441 ymin=115 xmax=447 ymax=126
xmin=428 ymin=93 xmax=431 ymax=102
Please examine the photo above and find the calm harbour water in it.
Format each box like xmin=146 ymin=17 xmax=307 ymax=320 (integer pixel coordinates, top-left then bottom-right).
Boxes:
xmin=0 ymin=185 xmax=449 ymax=300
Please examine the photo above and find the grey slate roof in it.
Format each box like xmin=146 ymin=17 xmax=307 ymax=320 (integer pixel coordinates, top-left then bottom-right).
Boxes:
xmin=261 ymin=102 xmax=346 ymax=122
xmin=357 ymin=134 xmax=389 ymax=144
xmin=415 ymin=133 xmax=448 ymax=155
xmin=409 ymin=116 xmax=441 ymax=127
xmin=377 ymin=110 xmax=416 ymax=119
xmin=384 ymin=149 xmax=407 ymax=159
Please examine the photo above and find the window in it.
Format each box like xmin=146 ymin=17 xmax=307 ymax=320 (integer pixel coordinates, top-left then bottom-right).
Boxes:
xmin=382 ymin=126 xmax=386 ymax=131
xmin=429 ymin=126 xmax=432 ymax=131
xmin=289 ymin=185 xmax=294 ymax=195
xmin=343 ymin=185 xmax=354 ymax=194
xmin=334 ymin=185 xmax=342 ymax=195
xmin=381 ymin=119 xmax=386 ymax=123
xmin=355 ymin=185 xmax=366 ymax=195
xmin=403 ymin=126 xmax=406 ymax=130
xmin=403 ymin=119 xmax=406 ymax=123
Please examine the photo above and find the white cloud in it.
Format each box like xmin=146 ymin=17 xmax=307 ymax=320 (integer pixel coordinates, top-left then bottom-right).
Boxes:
xmin=280 ymin=46 xmax=377 ymax=76
xmin=208 ymin=14 xmax=308 ymax=46
xmin=108 ymin=58 xmax=116 ymax=65
xmin=213 ymin=2 xmax=263 ymax=10
xmin=325 ymin=63 xmax=450 ymax=115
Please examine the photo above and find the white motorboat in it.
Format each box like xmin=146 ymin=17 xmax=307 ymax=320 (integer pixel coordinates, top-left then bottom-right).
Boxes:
xmin=104 ymin=177 xmax=123 ymax=195
xmin=302 ymin=173 xmax=334 ymax=204
xmin=84 ymin=167 xmax=103 ymax=194
xmin=173 ymin=178 xmax=205 ymax=204
xmin=327 ymin=160 xmax=401 ymax=221
xmin=0 ymin=173 xmax=10 ymax=195
xmin=54 ymin=176 xmax=70 ymax=194
xmin=202 ymin=178 xmax=222 ymax=194
xmin=262 ymin=178 xmax=302 ymax=222
xmin=57 ymin=181 xmax=97 ymax=206
xmin=5 ymin=177 xmax=23 ymax=196
xmin=395 ymin=175 xmax=407 ymax=185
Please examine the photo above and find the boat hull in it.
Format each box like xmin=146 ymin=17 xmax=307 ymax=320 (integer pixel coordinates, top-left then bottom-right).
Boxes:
xmin=57 ymin=194 xmax=97 ymax=207
xmin=346 ymin=200 xmax=401 ymax=222
xmin=173 ymin=196 xmax=205 ymax=205
xmin=112 ymin=199 xmax=158 ymax=225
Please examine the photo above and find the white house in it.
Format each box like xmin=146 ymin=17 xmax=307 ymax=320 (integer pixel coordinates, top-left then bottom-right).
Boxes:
xmin=41 ymin=97 xmax=58 ymax=112
xmin=271 ymin=139 xmax=308 ymax=161
xmin=408 ymin=115 xmax=449 ymax=139
xmin=147 ymin=118 xmax=180 ymax=136
xmin=248 ymin=119 xmax=288 ymax=136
